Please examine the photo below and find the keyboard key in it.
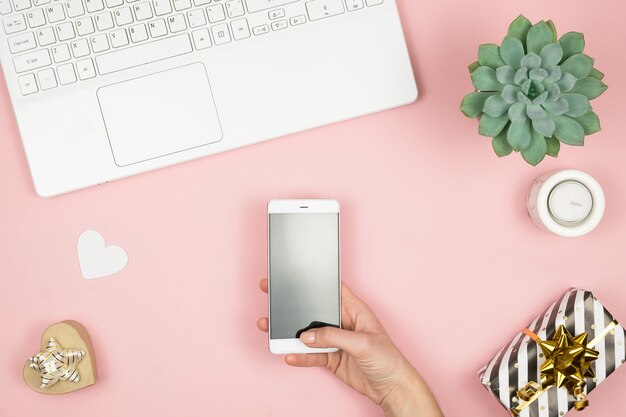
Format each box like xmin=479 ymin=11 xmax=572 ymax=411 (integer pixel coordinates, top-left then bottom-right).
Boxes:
xmin=345 ymin=0 xmax=363 ymax=10
xmin=76 ymin=57 xmax=96 ymax=79
xmin=225 ymin=0 xmax=243 ymax=18
xmin=270 ymin=19 xmax=286 ymax=30
xmin=0 ymin=0 xmax=12 ymax=15
xmin=192 ymin=0 xmax=209 ymax=5
xmin=55 ymin=21 xmax=74 ymax=40
xmin=37 ymin=67 xmax=57 ymax=89
xmin=8 ymin=31 xmax=36 ymax=53
xmin=95 ymin=33 xmax=192 ymax=74
xmin=57 ymin=62 xmax=76 ymax=84
xmin=18 ymin=73 xmax=37 ymax=94
xmin=3 ymin=14 xmax=26 ymax=33
xmin=166 ymin=13 xmax=185 ymax=32
xmin=205 ymin=3 xmax=224 ymax=22
xmin=95 ymin=11 xmax=113 ymax=30
xmin=191 ymin=27 xmax=210 ymax=49
xmin=110 ymin=28 xmax=128 ymax=47
xmin=51 ymin=43 xmax=70 ymax=61
xmin=25 ymin=9 xmax=45 ymax=27
xmin=13 ymin=48 xmax=51 ymax=72
xmin=268 ymin=8 xmax=284 ymax=19
xmin=45 ymin=3 xmax=64 ymax=22
xmin=152 ymin=0 xmax=170 ymax=15
xmin=36 ymin=26 xmax=55 ymax=45
xmin=105 ymin=0 xmax=122 ymax=7
xmin=306 ymin=0 xmax=344 ymax=21
xmin=133 ymin=1 xmax=152 ymax=20
xmin=90 ymin=32 xmax=109 ymax=51
xmin=85 ymin=0 xmax=103 ymax=12
xmin=65 ymin=0 xmax=84 ymax=17
xmin=171 ymin=0 xmax=189 ymax=10
xmin=245 ymin=0 xmax=296 ymax=13
xmin=186 ymin=9 xmax=204 ymax=27
xmin=13 ymin=0 xmax=31 ymax=12
xmin=70 ymin=38 xmax=89 ymax=57
xmin=76 ymin=16 xmax=94 ymax=35
xmin=33 ymin=0 xmax=49 ymax=5
xmin=289 ymin=14 xmax=305 ymax=26
xmin=114 ymin=6 xmax=133 ymax=25
xmin=251 ymin=24 xmax=268 ymax=36
xmin=365 ymin=0 xmax=382 ymax=5
xmin=129 ymin=23 xmax=147 ymax=41
xmin=210 ymin=22 xmax=229 ymax=45
xmin=230 ymin=18 xmax=248 ymax=40
xmin=147 ymin=18 xmax=165 ymax=36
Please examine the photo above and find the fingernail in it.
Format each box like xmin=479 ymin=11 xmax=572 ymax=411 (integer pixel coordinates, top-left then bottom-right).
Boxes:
xmin=301 ymin=332 xmax=315 ymax=344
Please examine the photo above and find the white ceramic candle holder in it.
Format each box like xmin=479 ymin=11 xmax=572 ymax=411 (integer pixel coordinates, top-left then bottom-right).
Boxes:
xmin=527 ymin=170 xmax=605 ymax=237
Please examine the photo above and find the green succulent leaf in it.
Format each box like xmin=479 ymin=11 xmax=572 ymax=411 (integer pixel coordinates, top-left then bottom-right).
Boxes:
xmin=547 ymin=84 xmax=561 ymax=101
xmin=556 ymin=73 xmax=577 ymax=92
xmin=588 ymin=68 xmax=605 ymax=80
xmin=562 ymin=93 xmax=591 ymax=117
xmin=508 ymin=101 xmax=527 ymax=122
xmin=529 ymin=68 xmax=549 ymax=83
xmin=527 ymin=21 xmax=554 ymax=54
xmin=546 ymin=20 xmax=558 ymax=42
xmin=500 ymin=36 xmax=525 ymax=69
xmin=543 ymin=98 xmax=570 ymax=115
xmin=560 ymin=54 xmax=594 ymax=79
xmin=521 ymin=53 xmax=542 ymax=69
xmin=461 ymin=92 xmax=498 ymax=118
xmin=569 ymin=77 xmax=608 ymax=100
xmin=553 ymin=114 xmax=585 ymax=145
xmin=478 ymin=44 xmax=506 ymax=68
xmin=496 ymin=66 xmax=516 ymax=85
xmin=573 ymin=111 xmax=601 ymax=135
xmin=502 ymin=85 xmax=521 ymax=104
xmin=471 ymin=67 xmax=503 ymax=91
xmin=540 ymin=43 xmax=564 ymax=67
xmin=508 ymin=118 xmax=532 ymax=151
xmin=559 ymin=32 xmax=585 ymax=61
xmin=521 ymin=130 xmax=548 ymax=165
xmin=469 ymin=61 xmax=481 ymax=74
xmin=546 ymin=136 xmax=561 ymax=157
xmin=492 ymin=126 xmax=513 ymax=157
xmin=479 ymin=114 xmax=509 ymax=137
xmin=527 ymin=104 xmax=548 ymax=120
xmin=508 ymin=15 xmax=532 ymax=45
xmin=483 ymin=95 xmax=511 ymax=118
xmin=544 ymin=66 xmax=562 ymax=84
xmin=532 ymin=116 xmax=557 ymax=137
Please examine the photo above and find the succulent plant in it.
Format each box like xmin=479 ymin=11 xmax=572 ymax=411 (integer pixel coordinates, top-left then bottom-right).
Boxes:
xmin=461 ymin=15 xmax=608 ymax=165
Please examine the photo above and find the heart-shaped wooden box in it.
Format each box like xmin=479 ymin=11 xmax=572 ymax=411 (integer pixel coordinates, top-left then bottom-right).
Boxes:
xmin=23 ymin=320 xmax=97 ymax=394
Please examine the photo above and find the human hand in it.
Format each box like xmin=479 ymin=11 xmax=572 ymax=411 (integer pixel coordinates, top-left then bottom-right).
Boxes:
xmin=257 ymin=279 xmax=443 ymax=417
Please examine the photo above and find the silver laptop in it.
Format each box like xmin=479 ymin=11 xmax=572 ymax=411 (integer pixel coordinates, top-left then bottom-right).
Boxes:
xmin=0 ymin=0 xmax=417 ymax=196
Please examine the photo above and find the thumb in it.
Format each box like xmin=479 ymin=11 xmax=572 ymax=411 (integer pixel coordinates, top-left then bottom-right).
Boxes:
xmin=300 ymin=327 xmax=371 ymax=357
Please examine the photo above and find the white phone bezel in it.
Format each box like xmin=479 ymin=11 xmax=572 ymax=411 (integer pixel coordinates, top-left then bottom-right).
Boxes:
xmin=267 ymin=199 xmax=341 ymax=355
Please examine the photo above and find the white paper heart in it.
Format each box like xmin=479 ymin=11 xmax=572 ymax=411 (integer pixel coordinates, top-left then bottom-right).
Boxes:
xmin=78 ymin=230 xmax=128 ymax=279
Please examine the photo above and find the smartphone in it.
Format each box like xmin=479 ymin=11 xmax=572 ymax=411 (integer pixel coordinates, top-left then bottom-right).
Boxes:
xmin=267 ymin=199 xmax=341 ymax=354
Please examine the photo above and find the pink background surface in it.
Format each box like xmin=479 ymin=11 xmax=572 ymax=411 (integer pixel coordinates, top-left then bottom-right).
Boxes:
xmin=1 ymin=1 xmax=626 ymax=416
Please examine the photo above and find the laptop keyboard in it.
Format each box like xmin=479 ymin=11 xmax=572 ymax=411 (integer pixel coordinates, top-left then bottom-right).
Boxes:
xmin=1 ymin=0 xmax=384 ymax=96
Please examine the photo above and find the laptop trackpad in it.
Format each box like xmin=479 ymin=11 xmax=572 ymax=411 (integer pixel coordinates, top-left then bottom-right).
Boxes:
xmin=97 ymin=63 xmax=223 ymax=167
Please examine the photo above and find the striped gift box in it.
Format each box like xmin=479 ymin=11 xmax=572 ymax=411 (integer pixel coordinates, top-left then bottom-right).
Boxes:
xmin=479 ymin=288 xmax=626 ymax=417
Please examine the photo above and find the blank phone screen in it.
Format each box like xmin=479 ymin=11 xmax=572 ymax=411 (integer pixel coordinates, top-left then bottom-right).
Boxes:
xmin=269 ymin=213 xmax=340 ymax=340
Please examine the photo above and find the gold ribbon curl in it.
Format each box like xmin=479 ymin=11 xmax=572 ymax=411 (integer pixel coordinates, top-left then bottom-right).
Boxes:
xmin=512 ymin=320 xmax=618 ymax=415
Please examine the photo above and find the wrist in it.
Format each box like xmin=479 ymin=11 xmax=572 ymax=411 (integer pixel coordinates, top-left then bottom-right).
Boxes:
xmin=381 ymin=364 xmax=443 ymax=417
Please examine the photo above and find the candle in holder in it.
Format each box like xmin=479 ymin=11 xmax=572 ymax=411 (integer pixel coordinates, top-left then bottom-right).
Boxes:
xmin=527 ymin=170 xmax=605 ymax=237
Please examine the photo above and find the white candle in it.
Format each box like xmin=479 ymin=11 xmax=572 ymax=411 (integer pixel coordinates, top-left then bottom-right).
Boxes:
xmin=548 ymin=181 xmax=593 ymax=224
xmin=527 ymin=170 xmax=605 ymax=237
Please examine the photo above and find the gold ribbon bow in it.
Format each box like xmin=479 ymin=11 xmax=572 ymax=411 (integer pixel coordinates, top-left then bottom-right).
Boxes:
xmin=512 ymin=320 xmax=618 ymax=415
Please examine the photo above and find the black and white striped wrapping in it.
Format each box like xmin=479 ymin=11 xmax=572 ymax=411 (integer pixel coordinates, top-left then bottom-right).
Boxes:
xmin=479 ymin=289 xmax=626 ymax=417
